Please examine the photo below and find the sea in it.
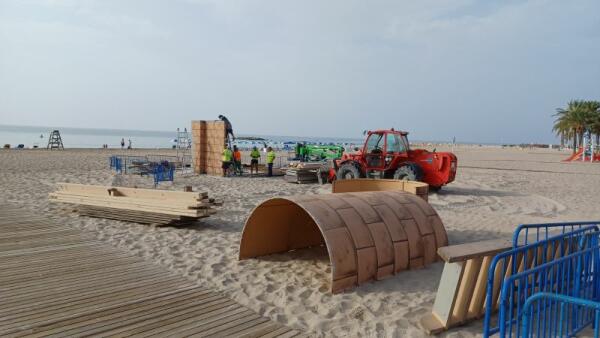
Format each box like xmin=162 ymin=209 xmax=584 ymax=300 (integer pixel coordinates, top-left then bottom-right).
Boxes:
xmin=0 ymin=125 xmax=365 ymax=149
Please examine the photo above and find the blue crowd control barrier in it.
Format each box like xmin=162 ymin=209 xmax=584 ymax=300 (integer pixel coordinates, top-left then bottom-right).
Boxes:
xmin=498 ymin=245 xmax=600 ymax=337
xmin=483 ymin=225 xmax=600 ymax=337
xmin=521 ymin=292 xmax=600 ymax=338
xmin=513 ymin=221 xmax=600 ymax=247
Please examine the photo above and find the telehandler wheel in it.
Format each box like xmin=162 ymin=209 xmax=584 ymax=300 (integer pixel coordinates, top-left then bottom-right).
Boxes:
xmin=393 ymin=163 xmax=423 ymax=181
xmin=337 ymin=163 xmax=362 ymax=180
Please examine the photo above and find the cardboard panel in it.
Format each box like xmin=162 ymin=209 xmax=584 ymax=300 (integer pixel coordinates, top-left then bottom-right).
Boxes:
xmin=337 ymin=208 xmax=374 ymax=249
xmin=367 ymin=222 xmax=394 ymax=268
xmin=357 ymin=247 xmax=377 ymax=284
xmin=373 ymin=204 xmax=408 ymax=242
xmin=393 ymin=241 xmax=410 ymax=273
xmin=342 ymin=196 xmax=381 ymax=223
xmin=325 ymin=228 xmax=357 ymax=279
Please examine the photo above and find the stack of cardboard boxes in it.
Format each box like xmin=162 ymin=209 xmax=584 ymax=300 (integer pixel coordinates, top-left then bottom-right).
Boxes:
xmin=192 ymin=120 xmax=227 ymax=175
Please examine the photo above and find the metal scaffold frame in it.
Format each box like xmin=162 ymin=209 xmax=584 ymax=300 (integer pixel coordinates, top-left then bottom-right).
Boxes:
xmin=176 ymin=127 xmax=193 ymax=174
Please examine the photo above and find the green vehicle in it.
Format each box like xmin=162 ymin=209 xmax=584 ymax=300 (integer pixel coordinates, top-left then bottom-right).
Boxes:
xmin=295 ymin=143 xmax=344 ymax=162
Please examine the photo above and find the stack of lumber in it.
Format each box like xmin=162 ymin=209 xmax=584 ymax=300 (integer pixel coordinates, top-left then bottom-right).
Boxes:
xmin=283 ymin=162 xmax=323 ymax=183
xmin=284 ymin=168 xmax=318 ymax=184
xmin=192 ymin=120 xmax=226 ymax=176
xmin=49 ymin=183 xmax=222 ymax=226
xmin=286 ymin=161 xmax=325 ymax=169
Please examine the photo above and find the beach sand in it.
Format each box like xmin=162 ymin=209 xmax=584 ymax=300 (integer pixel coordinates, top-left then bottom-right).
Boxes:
xmin=2 ymin=146 xmax=600 ymax=337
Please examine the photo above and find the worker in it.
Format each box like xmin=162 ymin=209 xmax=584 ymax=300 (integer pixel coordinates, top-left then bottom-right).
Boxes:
xmin=218 ymin=115 xmax=235 ymax=142
xmin=299 ymin=143 xmax=307 ymax=162
xmin=233 ymin=145 xmax=242 ymax=175
xmin=221 ymin=145 xmax=233 ymax=177
xmin=266 ymin=146 xmax=276 ymax=177
xmin=250 ymin=146 xmax=261 ymax=175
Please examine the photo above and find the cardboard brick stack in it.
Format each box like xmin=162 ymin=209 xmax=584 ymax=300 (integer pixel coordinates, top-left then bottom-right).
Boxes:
xmin=191 ymin=120 xmax=227 ymax=175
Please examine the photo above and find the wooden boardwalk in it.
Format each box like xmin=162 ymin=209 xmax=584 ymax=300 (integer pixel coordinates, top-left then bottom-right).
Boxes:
xmin=0 ymin=206 xmax=303 ymax=337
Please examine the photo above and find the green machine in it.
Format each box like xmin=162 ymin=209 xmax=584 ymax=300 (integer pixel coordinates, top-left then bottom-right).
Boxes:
xmin=295 ymin=143 xmax=344 ymax=161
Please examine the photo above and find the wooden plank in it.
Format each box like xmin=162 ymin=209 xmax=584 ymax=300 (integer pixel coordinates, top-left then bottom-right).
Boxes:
xmin=235 ymin=322 xmax=283 ymax=338
xmin=49 ymin=195 xmax=204 ymax=217
xmin=50 ymin=191 xmax=209 ymax=209
xmin=467 ymin=255 xmax=492 ymax=319
xmin=437 ymin=238 xmax=513 ymax=263
xmin=56 ymin=183 xmax=205 ymax=201
xmin=258 ymin=327 xmax=295 ymax=338
xmin=188 ymin=315 xmax=267 ymax=337
xmin=0 ymin=206 xmax=297 ymax=337
xmin=450 ymin=257 xmax=482 ymax=324
xmin=20 ymin=288 xmax=216 ymax=337
xmin=421 ymin=261 xmax=465 ymax=334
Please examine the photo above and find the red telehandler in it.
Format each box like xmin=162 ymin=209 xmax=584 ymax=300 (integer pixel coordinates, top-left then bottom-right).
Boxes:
xmin=318 ymin=129 xmax=458 ymax=190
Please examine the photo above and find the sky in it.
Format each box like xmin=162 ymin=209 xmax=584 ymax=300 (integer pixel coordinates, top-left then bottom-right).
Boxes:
xmin=0 ymin=0 xmax=599 ymax=144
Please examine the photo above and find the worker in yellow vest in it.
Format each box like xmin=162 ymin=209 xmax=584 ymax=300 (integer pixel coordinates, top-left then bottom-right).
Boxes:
xmin=266 ymin=146 xmax=276 ymax=177
xmin=250 ymin=146 xmax=261 ymax=176
xmin=222 ymin=145 xmax=233 ymax=177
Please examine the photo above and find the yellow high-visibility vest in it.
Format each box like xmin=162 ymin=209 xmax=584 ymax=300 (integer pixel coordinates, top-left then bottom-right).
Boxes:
xmin=266 ymin=151 xmax=276 ymax=164
xmin=222 ymin=149 xmax=233 ymax=162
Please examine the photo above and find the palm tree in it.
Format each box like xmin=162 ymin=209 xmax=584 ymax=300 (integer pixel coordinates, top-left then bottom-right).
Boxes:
xmin=554 ymin=100 xmax=588 ymax=152
xmin=584 ymin=100 xmax=600 ymax=151
xmin=553 ymin=100 xmax=600 ymax=153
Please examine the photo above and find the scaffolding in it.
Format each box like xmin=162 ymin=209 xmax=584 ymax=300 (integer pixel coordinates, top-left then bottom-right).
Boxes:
xmin=47 ymin=130 xmax=64 ymax=150
xmin=176 ymin=128 xmax=193 ymax=174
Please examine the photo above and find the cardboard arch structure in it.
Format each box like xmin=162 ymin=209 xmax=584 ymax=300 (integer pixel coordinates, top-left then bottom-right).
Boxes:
xmin=239 ymin=191 xmax=448 ymax=293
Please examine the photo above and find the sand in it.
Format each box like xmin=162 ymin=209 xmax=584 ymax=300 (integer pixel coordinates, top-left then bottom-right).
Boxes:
xmin=2 ymin=146 xmax=600 ymax=337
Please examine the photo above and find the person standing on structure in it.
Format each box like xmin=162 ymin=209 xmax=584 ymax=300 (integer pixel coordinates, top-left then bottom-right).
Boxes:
xmin=221 ymin=145 xmax=233 ymax=177
xmin=218 ymin=115 xmax=235 ymax=142
xmin=233 ymin=145 xmax=242 ymax=175
xmin=266 ymin=146 xmax=276 ymax=177
xmin=250 ymin=146 xmax=261 ymax=175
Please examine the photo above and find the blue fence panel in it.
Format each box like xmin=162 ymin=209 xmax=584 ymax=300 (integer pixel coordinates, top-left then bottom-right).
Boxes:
xmin=153 ymin=163 xmax=175 ymax=186
xmin=498 ymin=245 xmax=600 ymax=337
xmin=521 ymin=292 xmax=600 ymax=338
xmin=513 ymin=221 xmax=600 ymax=247
xmin=483 ymin=225 xmax=600 ymax=337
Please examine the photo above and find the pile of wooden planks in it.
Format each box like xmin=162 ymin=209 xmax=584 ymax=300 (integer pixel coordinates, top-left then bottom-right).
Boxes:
xmin=283 ymin=168 xmax=318 ymax=184
xmin=283 ymin=162 xmax=323 ymax=184
xmin=49 ymin=183 xmax=222 ymax=226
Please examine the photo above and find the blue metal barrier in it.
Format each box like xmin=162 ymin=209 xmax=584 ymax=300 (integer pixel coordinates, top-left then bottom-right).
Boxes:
xmin=521 ymin=292 xmax=600 ymax=338
xmin=109 ymin=156 xmax=122 ymax=173
xmin=153 ymin=163 xmax=174 ymax=186
xmin=483 ymin=226 xmax=600 ymax=337
xmin=499 ymin=245 xmax=600 ymax=337
xmin=513 ymin=221 xmax=600 ymax=247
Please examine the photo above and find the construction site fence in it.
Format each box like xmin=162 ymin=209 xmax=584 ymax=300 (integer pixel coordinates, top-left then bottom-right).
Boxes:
xmin=109 ymin=155 xmax=190 ymax=174
xmin=483 ymin=223 xmax=600 ymax=337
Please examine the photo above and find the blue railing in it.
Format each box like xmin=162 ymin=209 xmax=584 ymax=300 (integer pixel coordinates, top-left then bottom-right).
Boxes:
xmin=513 ymin=221 xmax=600 ymax=247
xmin=521 ymin=292 xmax=600 ymax=338
xmin=499 ymin=245 xmax=600 ymax=337
xmin=153 ymin=163 xmax=174 ymax=186
xmin=109 ymin=156 xmax=122 ymax=173
xmin=483 ymin=225 xmax=600 ymax=337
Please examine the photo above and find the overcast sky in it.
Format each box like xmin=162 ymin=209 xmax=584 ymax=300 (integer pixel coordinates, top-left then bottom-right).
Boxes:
xmin=1 ymin=0 xmax=599 ymax=143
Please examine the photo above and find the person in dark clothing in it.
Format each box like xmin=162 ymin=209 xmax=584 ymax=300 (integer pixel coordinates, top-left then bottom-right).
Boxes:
xmin=218 ymin=115 xmax=235 ymax=141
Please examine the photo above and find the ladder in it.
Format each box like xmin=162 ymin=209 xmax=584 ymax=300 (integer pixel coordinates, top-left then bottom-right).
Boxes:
xmin=175 ymin=128 xmax=192 ymax=173
xmin=47 ymin=130 xmax=64 ymax=150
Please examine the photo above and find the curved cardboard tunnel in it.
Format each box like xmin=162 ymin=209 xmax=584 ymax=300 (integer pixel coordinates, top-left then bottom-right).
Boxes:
xmin=239 ymin=191 xmax=448 ymax=293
